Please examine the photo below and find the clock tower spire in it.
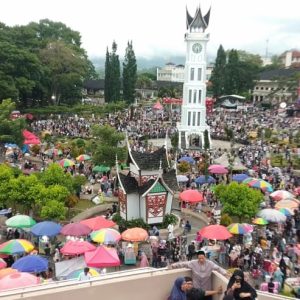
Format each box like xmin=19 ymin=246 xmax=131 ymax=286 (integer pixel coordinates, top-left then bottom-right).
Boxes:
xmin=178 ymin=4 xmax=211 ymax=149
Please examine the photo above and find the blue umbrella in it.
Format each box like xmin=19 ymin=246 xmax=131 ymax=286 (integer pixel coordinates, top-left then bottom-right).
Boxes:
xmin=232 ymin=174 xmax=249 ymax=183
xmin=195 ymin=175 xmax=216 ymax=185
xmin=31 ymin=221 xmax=62 ymax=237
xmin=179 ymin=156 xmax=195 ymax=164
xmin=12 ymin=255 xmax=48 ymax=273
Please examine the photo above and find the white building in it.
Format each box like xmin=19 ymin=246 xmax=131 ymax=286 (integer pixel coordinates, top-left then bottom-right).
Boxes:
xmin=280 ymin=49 xmax=300 ymax=68
xmin=157 ymin=63 xmax=185 ymax=82
xmin=177 ymin=5 xmax=211 ymax=149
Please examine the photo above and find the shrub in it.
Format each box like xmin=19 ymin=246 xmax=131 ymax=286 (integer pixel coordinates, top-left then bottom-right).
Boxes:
xmin=161 ymin=213 xmax=177 ymax=228
xmin=220 ymin=213 xmax=232 ymax=227
xmin=178 ymin=161 xmax=190 ymax=173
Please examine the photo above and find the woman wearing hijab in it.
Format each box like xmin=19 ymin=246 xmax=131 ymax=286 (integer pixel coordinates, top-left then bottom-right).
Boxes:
xmin=223 ymin=269 xmax=257 ymax=300
xmin=169 ymin=277 xmax=187 ymax=300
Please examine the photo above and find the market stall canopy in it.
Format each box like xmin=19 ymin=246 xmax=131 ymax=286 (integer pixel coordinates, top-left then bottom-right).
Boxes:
xmin=80 ymin=216 xmax=116 ymax=231
xmin=84 ymin=246 xmax=120 ymax=268
xmin=198 ymin=225 xmax=232 ymax=240
xmin=0 ymin=239 xmax=34 ymax=255
xmin=60 ymin=240 xmax=96 ymax=255
xmin=31 ymin=221 xmax=62 ymax=237
xmin=22 ymin=130 xmax=41 ymax=145
xmin=90 ymin=228 xmax=121 ymax=244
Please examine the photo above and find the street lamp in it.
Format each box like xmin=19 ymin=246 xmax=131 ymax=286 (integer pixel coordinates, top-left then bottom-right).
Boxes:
xmin=51 ymin=94 xmax=56 ymax=103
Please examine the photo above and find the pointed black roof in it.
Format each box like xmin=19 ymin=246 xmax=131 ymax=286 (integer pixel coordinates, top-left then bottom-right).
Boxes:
xmin=128 ymin=147 xmax=169 ymax=171
xmin=186 ymin=5 xmax=211 ymax=32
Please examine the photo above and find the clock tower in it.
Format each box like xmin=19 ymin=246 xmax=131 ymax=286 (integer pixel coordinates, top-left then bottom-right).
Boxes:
xmin=177 ymin=5 xmax=211 ymax=149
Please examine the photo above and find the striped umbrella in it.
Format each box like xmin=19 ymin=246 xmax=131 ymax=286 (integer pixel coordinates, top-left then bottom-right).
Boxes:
xmin=245 ymin=178 xmax=273 ymax=192
xmin=76 ymin=154 xmax=91 ymax=162
xmin=90 ymin=228 xmax=121 ymax=244
xmin=58 ymin=159 xmax=75 ymax=168
xmin=270 ymin=190 xmax=295 ymax=201
xmin=66 ymin=268 xmax=100 ymax=280
xmin=0 ymin=240 xmax=34 ymax=255
xmin=227 ymin=223 xmax=253 ymax=235
xmin=276 ymin=208 xmax=294 ymax=217
xmin=252 ymin=217 xmax=268 ymax=225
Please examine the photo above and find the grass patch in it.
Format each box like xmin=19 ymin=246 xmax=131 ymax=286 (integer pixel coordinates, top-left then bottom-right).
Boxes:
xmin=74 ymin=199 xmax=96 ymax=211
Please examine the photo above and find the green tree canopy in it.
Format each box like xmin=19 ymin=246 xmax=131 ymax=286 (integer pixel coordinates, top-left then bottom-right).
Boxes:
xmin=123 ymin=41 xmax=137 ymax=103
xmin=91 ymin=124 xmax=126 ymax=167
xmin=214 ymin=182 xmax=263 ymax=222
xmin=40 ymin=200 xmax=67 ymax=221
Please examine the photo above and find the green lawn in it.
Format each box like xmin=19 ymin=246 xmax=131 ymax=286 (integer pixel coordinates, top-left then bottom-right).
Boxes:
xmin=74 ymin=199 xmax=95 ymax=211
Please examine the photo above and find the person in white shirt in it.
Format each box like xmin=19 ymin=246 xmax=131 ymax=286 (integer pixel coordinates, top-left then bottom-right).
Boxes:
xmin=78 ymin=267 xmax=91 ymax=281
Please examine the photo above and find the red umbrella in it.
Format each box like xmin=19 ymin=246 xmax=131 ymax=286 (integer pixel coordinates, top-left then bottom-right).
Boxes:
xmin=0 ymin=272 xmax=40 ymax=291
xmin=84 ymin=246 xmax=120 ymax=268
xmin=179 ymin=189 xmax=204 ymax=203
xmin=60 ymin=240 xmax=96 ymax=255
xmin=208 ymin=164 xmax=228 ymax=174
xmin=80 ymin=216 xmax=116 ymax=231
xmin=121 ymin=228 xmax=148 ymax=242
xmin=153 ymin=101 xmax=163 ymax=110
xmin=60 ymin=223 xmax=92 ymax=236
xmin=198 ymin=225 xmax=232 ymax=240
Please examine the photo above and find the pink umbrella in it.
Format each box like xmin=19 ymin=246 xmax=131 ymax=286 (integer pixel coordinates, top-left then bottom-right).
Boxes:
xmin=80 ymin=216 xmax=116 ymax=231
xmin=0 ymin=272 xmax=40 ymax=291
xmin=60 ymin=223 xmax=92 ymax=236
xmin=198 ymin=225 xmax=232 ymax=240
xmin=60 ymin=240 xmax=96 ymax=255
xmin=0 ymin=258 xmax=7 ymax=269
xmin=179 ymin=189 xmax=204 ymax=203
xmin=208 ymin=164 xmax=228 ymax=174
xmin=153 ymin=101 xmax=163 ymax=110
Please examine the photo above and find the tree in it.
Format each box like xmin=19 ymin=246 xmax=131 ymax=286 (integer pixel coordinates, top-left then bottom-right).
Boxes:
xmin=210 ymin=45 xmax=226 ymax=97
xmin=38 ymin=163 xmax=74 ymax=192
xmin=224 ymin=49 xmax=240 ymax=95
xmin=0 ymin=164 xmax=14 ymax=206
xmin=91 ymin=125 xmax=126 ymax=167
xmin=214 ymin=182 xmax=263 ymax=222
xmin=0 ymin=99 xmax=26 ymax=145
xmin=104 ymin=47 xmax=111 ymax=102
xmin=123 ymin=41 xmax=137 ymax=103
xmin=40 ymin=200 xmax=67 ymax=221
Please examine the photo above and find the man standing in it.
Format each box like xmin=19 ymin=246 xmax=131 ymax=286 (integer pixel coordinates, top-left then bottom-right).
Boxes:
xmin=78 ymin=267 xmax=91 ymax=281
xmin=169 ymin=251 xmax=228 ymax=300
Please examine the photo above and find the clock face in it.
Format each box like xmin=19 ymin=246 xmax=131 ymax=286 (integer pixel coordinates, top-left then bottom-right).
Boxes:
xmin=192 ymin=43 xmax=202 ymax=54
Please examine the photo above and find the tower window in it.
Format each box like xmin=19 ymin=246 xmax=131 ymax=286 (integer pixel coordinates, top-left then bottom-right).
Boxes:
xmin=190 ymin=68 xmax=194 ymax=80
xmin=188 ymin=89 xmax=192 ymax=103
xmin=197 ymin=112 xmax=201 ymax=126
xmin=192 ymin=112 xmax=196 ymax=126
xmin=197 ymin=68 xmax=202 ymax=81
xmin=188 ymin=111 xmax=191 ymax=126
xmin=198 ymin=90 xmax=202 ymax=103
xmin=193 ymin=90 xmax=197 ymax=103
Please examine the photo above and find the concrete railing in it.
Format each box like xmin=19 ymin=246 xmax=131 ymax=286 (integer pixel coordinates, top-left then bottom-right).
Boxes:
xmin=0 ymin=267 xmax=293 ymax=300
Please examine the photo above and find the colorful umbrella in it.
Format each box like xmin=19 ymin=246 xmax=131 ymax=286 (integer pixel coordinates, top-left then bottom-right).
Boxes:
xmin=60 ymin=240 xmax=96 ymax=255
xmin=257 ymin=209 xmax=286 ymax=223
xmin=270 ymin=190 xmax=295 ymax=201
xmin=58 ymin=159 xmax=75 ymax=168
xmin=5 ymin=215 xmax=36 ymax=228
xmin=275 ymin=199 xmax=299 ymax=210
xmin=208 ymin=164 xmax=228 ymax=174
xmin=76 ymin=154 xmax=91 ymax=162
xmin=276 ymin=208 xmax=294 ymax=217
xmin=252 ymin=217 xmax=268 ymax=225
xmin=232 ymin=174 xmax=249 ymax=183
xmin=85 ymin=246 xmax=121 ymax=268
xmin=245 ymin=178 xmax=273 ymax=192
xmin=0 ymin=268 xmax=18 ymax=279
xmin=0 ymin=240 xmax=34 ymax=255
xmin=0 ymin=258 xmax=7 ymax=270
xmin=198 ymin=225 xmax=232 ymax=240
xmin=0 ymin=272 xmax=40 ymax=291
xmin=60 ymin=223 xmax=92 ymax=236
xmin=31 ymin=221 xmax=62 ymax=237
xmin=121 ymin=227 xmax=149 ymax=242
xmin=179 ymin=189 xmax=204 ymax=203
xmin=242 ymin=177 xmax=256 ymax=184
xmin=92 ymin=165 xmax=110 ymax=173
xmin=66 ymin=268 xmax=100 ymax=280
xmin=90 ymin=228 xmax=121 ymax=244
xmin=227 ymin=223 xmax=253 ymax=235
xmin=179 ymin=156 xmax=195 ymax=164
xmin=195 ymin=175 xmax=216 ymax=185
xmin=80 ymin=216 xmax=116 ymax=231
xmin=12 ymin=255 xmax=48 ymax=273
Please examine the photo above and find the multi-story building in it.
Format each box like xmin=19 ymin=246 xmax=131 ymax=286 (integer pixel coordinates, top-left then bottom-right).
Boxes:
xmin=279 ymin=49 xmax=300 ymax=68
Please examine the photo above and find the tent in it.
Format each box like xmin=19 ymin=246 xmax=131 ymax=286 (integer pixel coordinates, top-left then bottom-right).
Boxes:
xmin=84 ymin=246 xmax=120 ymax=268
xmin=23 ymin=130 xmax=41 ymax=145
xmin=153 ymin=101 xmax=163 ymax=110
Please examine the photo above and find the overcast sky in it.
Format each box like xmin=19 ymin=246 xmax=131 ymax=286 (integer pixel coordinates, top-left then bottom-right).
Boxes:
xmin=1 ymin=0 xmax=300 ymax=60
